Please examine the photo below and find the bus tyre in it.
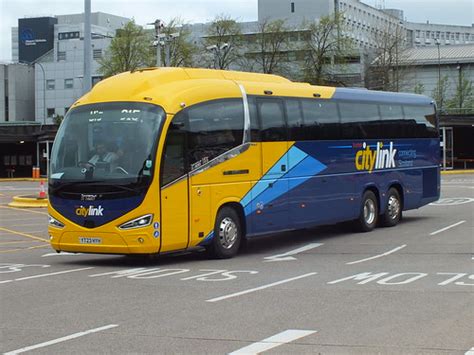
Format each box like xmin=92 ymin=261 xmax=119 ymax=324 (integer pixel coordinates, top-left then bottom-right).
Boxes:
xmin=356 ymin=190 xmax=378 ymax=232
xmin=208 ymin=207 xmax=242 ymax=259
xmin=382 ymin=188 xmax=402 ymax=227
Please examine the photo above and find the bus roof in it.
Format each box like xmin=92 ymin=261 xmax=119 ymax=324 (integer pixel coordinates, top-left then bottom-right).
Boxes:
xmin=333 ymin=87 xmax=434 ymax=106
xmin=73 ymin=67 xmax=433 ymax=113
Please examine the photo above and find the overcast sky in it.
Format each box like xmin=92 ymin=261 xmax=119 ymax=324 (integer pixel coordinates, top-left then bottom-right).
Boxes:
xmin=1 ymin=0 xmax=472 ymax=62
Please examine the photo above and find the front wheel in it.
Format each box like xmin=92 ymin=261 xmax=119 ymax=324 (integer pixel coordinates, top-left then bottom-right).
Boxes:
xmin=207 ymin=207 xmax=242 ymax=259
xmin=382 ymin=188 xmax=402 ymax=227
xmin=355 ymin=190 xmax=379 ymax=232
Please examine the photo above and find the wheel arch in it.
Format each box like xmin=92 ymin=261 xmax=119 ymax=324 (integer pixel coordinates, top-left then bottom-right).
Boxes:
xmin=215 ymin=200 xmax=247 ymax=239
xmin=363 ymin=184 xmax=381 ymax=211
xmin=387 ymin=182 xmax=404 ymax=211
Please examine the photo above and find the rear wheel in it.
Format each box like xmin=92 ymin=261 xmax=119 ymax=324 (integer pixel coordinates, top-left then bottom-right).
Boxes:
xmin=207 ymin=207 xmax=242 ymax=259
xmin=382 ymin=188 xmax=402 ymax=227
xmin=355 ymin=190 xmax=378 ymax=232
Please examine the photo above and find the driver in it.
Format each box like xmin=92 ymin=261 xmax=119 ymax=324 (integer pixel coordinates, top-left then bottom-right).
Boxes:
xmin=88 ymin=142 xmax=118 ymax=169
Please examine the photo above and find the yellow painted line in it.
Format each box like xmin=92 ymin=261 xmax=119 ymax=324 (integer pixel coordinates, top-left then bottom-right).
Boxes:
xmin=0 ymin=244 xmax=49 ymax=254
xmin=0 ymin=227 xmax=48 ymax=242
xmin=0 ymin=205 xmax=48 ymax=216
xmin=441 ymin=170 xmax=474 ymax=175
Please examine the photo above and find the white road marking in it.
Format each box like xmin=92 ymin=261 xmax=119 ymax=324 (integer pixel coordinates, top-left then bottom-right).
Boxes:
xmin=430 ymin=220 xmax=466 ymax=236
xmin=465 ymin=347 xmax=474 ymax=355
xmin=206 ymin=272 xmax=317 ymax=303
xmin=3 ymin=324 xmax=118 ymax=355
xmin=228 ymin=329 xmax=317 ymax=354
xmin=264 ymin=243 xmax=324 ymax=262
xmin=430 ymin=198 xmax=474 ymax=206
xmin=2 ymin=267 xmax=94 ymax=284
xmin=346 ymin=245 xmax=407 ymax=265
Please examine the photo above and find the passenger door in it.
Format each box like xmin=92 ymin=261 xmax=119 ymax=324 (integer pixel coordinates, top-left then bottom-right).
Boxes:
xmin=251 ymin=98 xmax=289 ymax=234
xmin=160 ymin=116 xmax=189 ymax=252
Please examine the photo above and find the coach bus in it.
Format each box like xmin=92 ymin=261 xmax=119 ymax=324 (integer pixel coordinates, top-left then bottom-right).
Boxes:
xmin=48 ymin=68 xmax=440 ymax=258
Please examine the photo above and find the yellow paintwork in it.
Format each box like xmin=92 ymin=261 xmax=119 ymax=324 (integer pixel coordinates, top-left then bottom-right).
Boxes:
xmin=49 ymin=68 xmax=336 ymax=255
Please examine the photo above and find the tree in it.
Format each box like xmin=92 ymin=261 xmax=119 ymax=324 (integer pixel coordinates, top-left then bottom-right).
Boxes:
xmin=301 ymin=12 xmax=355 ymax=85
xmin=413 ymin=82 xmax=425 ymax=95
xmin=158 ymin=18 xmax=197 ymax=67
xmin=98 ymin=20 xmax=154 ymax=77
xmin=247 ymin=19 xmax=292 ymax=74
xmin=366 ymin=22 xmax=410 ymax=91
xmin=431 ymin=75 xmax=450 ymax=112
xmin=447 ymin=72 xmax=474 ymax=114
xmin=203 ymin=15 xmax=242 ymax=69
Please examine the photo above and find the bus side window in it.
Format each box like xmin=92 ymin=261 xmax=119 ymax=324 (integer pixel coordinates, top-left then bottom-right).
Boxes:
xmin=380 ymin=104 xmax=404 ymax=138
xmin=187 ymin=99 xmax=244 ymax=169
xmin=301 ymin=99 xmax=340 ymax=140
xmin=161 ymin=115 xmax=187 ymax=187
xmin=248 ymin=97 xmax=261 ymax=142
xmin=403 ymin=105 xmax=437 ymax=138
xmin=285 ymin=98 xmax=305 ymax=141
xmin=257 ymin=99 xmax=287 ymax=142
xmin=339 ymin=101 xmax=380 ymax=139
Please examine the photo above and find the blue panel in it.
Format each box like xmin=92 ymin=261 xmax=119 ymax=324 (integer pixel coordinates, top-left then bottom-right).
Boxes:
xmin=241 ymin=146 xmax=307 ymax=208
xmin=50 ymin=195 xmax=144 ymax=228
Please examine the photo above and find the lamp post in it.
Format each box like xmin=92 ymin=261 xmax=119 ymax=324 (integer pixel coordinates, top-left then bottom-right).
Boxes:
xmin=35 ymin=62 xmax=47 ymax=125
xmin=153 ymin=19 xmax=164 ymax=67
xmin=435 ymin=39 xmax=441 ymax=111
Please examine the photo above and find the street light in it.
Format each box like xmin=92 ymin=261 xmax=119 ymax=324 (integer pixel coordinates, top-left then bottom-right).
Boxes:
xmin=435 ymin=39 xmax=441 ymax=111
xmin=149 ymin=19 xmax=164 ymax=66
xmin=206 ymin=43 xmax=231 ymax=69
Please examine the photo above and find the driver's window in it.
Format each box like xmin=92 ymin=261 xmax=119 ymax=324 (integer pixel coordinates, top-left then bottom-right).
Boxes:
xmin=161 ymin=115 xmax=187 ymax=187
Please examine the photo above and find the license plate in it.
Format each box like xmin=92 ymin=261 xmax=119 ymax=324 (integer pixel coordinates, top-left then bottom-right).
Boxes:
xmin=79 ymin=237 xmax=102 ymax=244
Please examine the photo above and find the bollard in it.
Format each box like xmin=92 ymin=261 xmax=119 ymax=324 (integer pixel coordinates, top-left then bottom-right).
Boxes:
xmin=39 ymin=180 xmax=46 ymax=199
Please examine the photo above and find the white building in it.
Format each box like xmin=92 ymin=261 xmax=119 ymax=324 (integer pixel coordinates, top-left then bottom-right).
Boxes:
xmin=0 ymin=63 xmax=35 ymax=122
xmin=11 ymin=12 xmax=130 ymax=123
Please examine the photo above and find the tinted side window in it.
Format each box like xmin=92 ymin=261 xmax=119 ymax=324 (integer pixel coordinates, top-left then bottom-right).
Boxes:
xmin=257 ymin=99 xmax=286 ymax=142
xmin=301 ymin=99 xmax=340 ymax=140
xmin=161 ymin=114 xmax=187 ymax=186
xmin=285 ymin=98 xmax=304 ymax=140
xmin=339 ymin=102 xmax=380 ymax=139
xmin=403 ymin=105 xmax=437 ymax=138
xmin=248 ymin=97 xmax=261 ymax=142
xmin=187 ymin=99 xmax=244 ymax=169
xmin=380 ymin=104 xmax=407 ymax=138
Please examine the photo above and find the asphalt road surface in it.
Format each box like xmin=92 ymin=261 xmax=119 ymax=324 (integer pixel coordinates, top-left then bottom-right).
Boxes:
xmin=1 ymin=175 xmax=473 ymax=354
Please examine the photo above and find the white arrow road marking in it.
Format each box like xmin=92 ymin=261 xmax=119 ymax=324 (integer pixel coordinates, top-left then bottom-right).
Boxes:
xmin=228 ymin=329 xmax=317 ymax=355
xmin=346 ymin=245 xmax=407 ymax=265
xmin=3 ymin=324 xmax=119 ymax=355
xmin=264 ymin=243 xmax=324 ymax=262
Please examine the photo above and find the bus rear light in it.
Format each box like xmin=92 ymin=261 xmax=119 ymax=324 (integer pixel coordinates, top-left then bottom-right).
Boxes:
xmin=118 ymin=214 xmax=153 ymax=230
xmin=48 ymin=215 xmax=65 ymax=229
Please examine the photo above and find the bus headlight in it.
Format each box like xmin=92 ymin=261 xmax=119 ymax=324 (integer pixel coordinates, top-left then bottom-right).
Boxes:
xmin=48 ymin=215 xmax=65 ymax=229
xmin=118 ymin=214 xmax=153 ymax=230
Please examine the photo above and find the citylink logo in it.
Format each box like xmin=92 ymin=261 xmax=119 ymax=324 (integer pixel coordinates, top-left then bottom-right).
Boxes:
xmin=75 ymin=205 xmax=104 ymax=217
xmin=355 ymin=142 xmax=397 ymax=172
